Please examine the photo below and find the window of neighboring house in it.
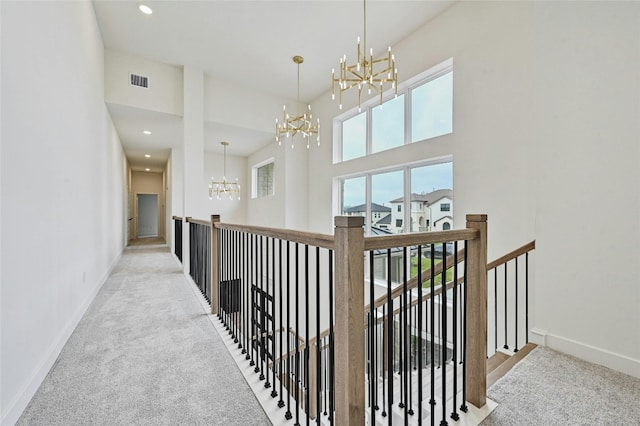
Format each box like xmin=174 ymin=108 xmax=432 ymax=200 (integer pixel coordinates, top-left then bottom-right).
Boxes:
xmin=252 ymin=160 xmax=274 ymax=198
xmin=441 ymin=203 xmax=450 ymax=212
xmin=336 ymin=58 xmax=453 ymax=162
xmin=397 ymin=205 xmax=402 ymax=212
xmin=443 ymin=222 xmax=451 ymax=230
xmin=396 ymin=219 xmax=403 ymax=228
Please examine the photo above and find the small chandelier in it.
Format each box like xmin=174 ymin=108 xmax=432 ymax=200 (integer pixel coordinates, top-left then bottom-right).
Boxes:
xmin=275 ymin=55 xmax=320 ymax=149
xmin=209 ymin=141 xmax=240 ymax=201
xmin=331 ymin=0 xmax=398 ymax=112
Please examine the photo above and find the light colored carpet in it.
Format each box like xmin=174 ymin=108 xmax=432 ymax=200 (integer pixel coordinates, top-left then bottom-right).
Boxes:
xmin=481 ymin=347 xmax=640 ymax=425
xmin=18 ymin=245 xmax=270 ymax=426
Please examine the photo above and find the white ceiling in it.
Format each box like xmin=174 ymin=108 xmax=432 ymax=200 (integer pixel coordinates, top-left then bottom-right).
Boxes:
xmin=92 ymin=0 xmax=455 ymax=171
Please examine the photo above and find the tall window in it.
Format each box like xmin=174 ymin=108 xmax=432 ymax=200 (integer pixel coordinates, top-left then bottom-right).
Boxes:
xmin=337 ymin=58 xmax=453 ymax=162
xmin=252 ymin=160 xmax=274 ymax=198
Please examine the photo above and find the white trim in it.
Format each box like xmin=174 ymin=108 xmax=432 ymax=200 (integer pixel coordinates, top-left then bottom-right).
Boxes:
xmin=532 ymin=331 xmax=640 ymax=379
xmin=1 ymin=253 xmax=122 ymax=426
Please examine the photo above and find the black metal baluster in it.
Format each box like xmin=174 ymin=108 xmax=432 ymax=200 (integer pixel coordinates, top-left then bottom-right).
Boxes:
xmin=386 ymin=248 xmax=394 ymax=422
xmin=251 ymin=234 xmax=257 ymax=370
xmin=231 ymin=231 xmax=242 ymax=342
xmin=430 ymin=243 xmax=436 ymax=426
xmin=264 ymin=237 xmax=271 ymax=389
xmin=315 ymin=246 xmax=321 ymax=423
xmin=418 ymin=245 xmax=423 ymax=426
xmin=242 ymin=232 xmax=251 ymax=359
xmin=305 ymin=244 xmax=310 ymax=426
xmin=460 ymin=241 xmax=468 ymax=413
xmin=295 ymin=243 xmax=300 ymax=426
xmin=450 ymin=242 xmax=459 ymax=421
xmin=285 ymin=241 xmax=292 ymax=421
xmin=278 ymin=239 xmax=285 ymax=407
xmin=504 ymin=263 xmax=509 ymax=350
xmin=328 ymin=249 xmax=334 ymax=425
xmin=494 ymin=267 xmax=498 ymax=352
xmin=259 ymin=235 xmax=265 ymax=378
xmin=514 ymin=257 xmax=519 ymax=352
xmin=526 ymin=252 xmax=529 ymax=344
xmin=407 ymin=246 xmax=414 ymax=417
xmin=440 ymin=243 xmax=448 ymax=426
xmin=369 ymin=251 xmax=376 ymax=424
xmin=401 ymin=247 xmax=408 ymax=424
xmin=381 ymin=302 xmax=387 ymax=419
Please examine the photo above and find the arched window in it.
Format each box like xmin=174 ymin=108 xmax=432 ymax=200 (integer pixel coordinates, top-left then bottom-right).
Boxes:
xmin=443 ymin=222 xmax=451 ymax=231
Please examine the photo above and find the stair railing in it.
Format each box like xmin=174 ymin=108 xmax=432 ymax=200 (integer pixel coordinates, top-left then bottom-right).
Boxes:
xmin=191 ymin=214 xmax=488 ymax=425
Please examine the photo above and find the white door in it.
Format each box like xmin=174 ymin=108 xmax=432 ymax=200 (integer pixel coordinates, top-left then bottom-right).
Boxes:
xmin=137 ymin=194 xmax=158 ymax=238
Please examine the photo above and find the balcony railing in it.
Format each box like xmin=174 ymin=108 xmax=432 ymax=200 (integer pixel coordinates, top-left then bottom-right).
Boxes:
xmin=175 ymin=214 xmax=535 ymax=424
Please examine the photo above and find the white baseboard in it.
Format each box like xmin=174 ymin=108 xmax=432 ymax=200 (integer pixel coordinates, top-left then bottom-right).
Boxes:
xmin=528 ymin=328 xmax=639 ymax=379
xmin=1 ymin=253 xmax=122 ymax=426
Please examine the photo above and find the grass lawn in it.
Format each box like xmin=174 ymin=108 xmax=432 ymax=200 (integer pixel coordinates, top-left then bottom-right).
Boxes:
xmin=410 ymin=257 xmax=454 ymax=287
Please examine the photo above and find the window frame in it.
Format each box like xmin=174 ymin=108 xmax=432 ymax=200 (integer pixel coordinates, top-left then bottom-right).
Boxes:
xmin=251 ymin=158 xmax=275 ymax=199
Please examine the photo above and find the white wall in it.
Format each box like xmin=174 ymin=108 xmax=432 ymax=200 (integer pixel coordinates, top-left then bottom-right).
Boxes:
xmin=105 ymin=49 xmax=183 ymax=115
xmin=0 ymin=2 xmax=127 ymax=423
xmin=246 ymin=138 xmax=309 ymax=230
xmin=530 ymin=1 xmax=640 ymax=376
xmin=306 ymin=1 xmax=639 ymax=377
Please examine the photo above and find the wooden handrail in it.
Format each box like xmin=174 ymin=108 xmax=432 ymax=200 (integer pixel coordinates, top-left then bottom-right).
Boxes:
xmin=172 ymin=215 xmax=183 ymax=220
xmin=186 ymin=217 xmax=211 ymax=226
xmin=364 ymin=228 xmax=478 ymax=250
xmin=215 ymin=222 xmax=335 ymax=250
xmin=487 ymin=240 xmax=535 ymax=270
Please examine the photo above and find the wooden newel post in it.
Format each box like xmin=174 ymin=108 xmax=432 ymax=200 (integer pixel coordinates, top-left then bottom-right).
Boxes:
xmin=334 ymin=216 xmax=365 ymax=425
xmin=466 ymin=214 xmax=488 ymax=408
xmin=210 ymin=215 xmax=221 ymax=315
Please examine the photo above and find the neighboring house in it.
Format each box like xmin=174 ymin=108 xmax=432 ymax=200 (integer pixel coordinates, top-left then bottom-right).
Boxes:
xmin=343 ymin=202 xmax=392 ymax=228
xmin=389 ymin=189 xmax=453 ymax=233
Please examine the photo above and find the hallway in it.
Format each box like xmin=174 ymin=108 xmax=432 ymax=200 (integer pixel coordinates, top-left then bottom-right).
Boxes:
xmin=17 ymin=242 xmax=269 ymax=425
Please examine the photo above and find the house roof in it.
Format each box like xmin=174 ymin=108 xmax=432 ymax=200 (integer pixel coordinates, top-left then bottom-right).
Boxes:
xmin=377 ymin=214 xmax=392 ymax=225
xmin=434 ymin=215 xmax=453 ymax=225
xmin=390 ymin=189 xmax=452 ymax=205
xmin=344 ymin=202 xmax=391 ymax=214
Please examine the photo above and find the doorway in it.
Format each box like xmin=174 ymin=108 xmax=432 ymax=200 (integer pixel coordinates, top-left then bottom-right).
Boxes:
xmin=137 ymin=193 xmax=158 ymax=238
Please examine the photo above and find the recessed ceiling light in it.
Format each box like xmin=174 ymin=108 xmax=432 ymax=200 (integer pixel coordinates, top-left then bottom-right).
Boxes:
xmin=143 ymin=130 xmax=152 ymax=135
xmin=145 ymin=168 xmax=151 ymax=172
xmin=144 ymin=154 xmax=151 ymax=158
xmin=138 ymin=4 xmax=153 ymax=15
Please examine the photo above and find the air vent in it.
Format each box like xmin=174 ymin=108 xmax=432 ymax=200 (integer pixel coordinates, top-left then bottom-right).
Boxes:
xmin=130 ymin=73 xmax=149 ymax=88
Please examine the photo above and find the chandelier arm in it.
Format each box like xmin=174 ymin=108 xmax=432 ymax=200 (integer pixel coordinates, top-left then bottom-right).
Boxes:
xmin=363 ymin=0 xmax=367 ymax=59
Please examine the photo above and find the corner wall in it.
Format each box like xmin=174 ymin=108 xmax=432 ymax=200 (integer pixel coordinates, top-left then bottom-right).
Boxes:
xmin=0 ymin=2 xmax=127 ymax=423
xmin=306 ymin=1 xmax=639 ymax=377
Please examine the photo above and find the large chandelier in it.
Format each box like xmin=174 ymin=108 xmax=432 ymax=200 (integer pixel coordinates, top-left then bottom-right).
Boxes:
xmin=275 ymin=55 xmax=320 ymax=149
xmin=331 ymin=0 xmax=398 ymax=112
xmin=209 ymin=141 xmax=240 ymax=200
